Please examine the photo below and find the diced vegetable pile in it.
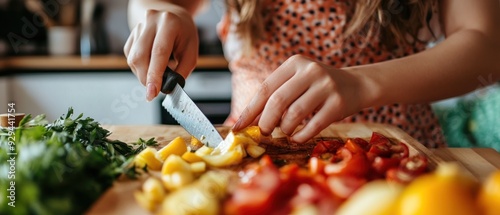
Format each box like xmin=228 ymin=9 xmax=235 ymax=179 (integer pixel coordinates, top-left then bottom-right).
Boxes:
xmin=132 ymin=126 xmax=266 ymax=214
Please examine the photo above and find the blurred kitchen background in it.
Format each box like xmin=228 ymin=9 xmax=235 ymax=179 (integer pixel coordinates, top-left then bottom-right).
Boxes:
xmin=0 ymin=0 xmax=232 ymax=126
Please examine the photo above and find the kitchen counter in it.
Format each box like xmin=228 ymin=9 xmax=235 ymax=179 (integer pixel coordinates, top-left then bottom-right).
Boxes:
xmin=87 ymin=123 xmax=500 ymax=215
xmin=0 ymin=55 xmax=231 ymax=125
xmin=102 ymin=123 xmax=500 ymax=181
xmin=0 ymin=55 xmax=228 ymax=71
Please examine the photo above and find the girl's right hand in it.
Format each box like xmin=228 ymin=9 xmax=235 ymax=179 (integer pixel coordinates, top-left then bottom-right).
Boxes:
xmin=124 ymin=6 xmax=199 ymax=101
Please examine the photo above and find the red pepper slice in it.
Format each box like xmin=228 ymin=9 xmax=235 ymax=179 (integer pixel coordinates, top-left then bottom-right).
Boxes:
xmin=385 ymin=167 xmax=416 ymax=184
xmin=399 ymin=154 xmax=428 ymax=175
xmin=311 ymin=139 xmax=344 ymax=160
xmin=372 ymin=156 xmax=401 ymax=177
xmin=368 ymin=142 xmax=392 ymax=157
xmin=324 ymin=147 xmax=370 ymax=178
xmin=224 ymin=155 xmax=282 ymax=215
xmin=327 ymin=175 xmax=367 ymax=199
xmin=352 ymin=138 xmax=370 ymax=151
xmin=344 ymin=138 xmax=369 ymax=153
xmin=369 ymin=132 xmax=391 ymax=145
xmin=368 ymin=141 xmax=409 ymax=159
xmin=308 ymin=157 xmax=327 ymax=175
xmin=390 ymin=142 xmax=410 ymax=159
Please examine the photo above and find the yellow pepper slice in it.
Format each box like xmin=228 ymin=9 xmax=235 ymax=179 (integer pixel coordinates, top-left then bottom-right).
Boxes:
xmin=134 ymin=147 xmax=163 ymax=171
xmin=156 ymin=137 xmax=187 ymax=162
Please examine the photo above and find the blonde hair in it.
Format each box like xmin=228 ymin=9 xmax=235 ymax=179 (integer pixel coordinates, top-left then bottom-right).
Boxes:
xmin=225 ymin=0 xmax=436 ymax=52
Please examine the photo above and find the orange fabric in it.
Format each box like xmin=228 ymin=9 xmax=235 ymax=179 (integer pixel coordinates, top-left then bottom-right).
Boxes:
xmin=218 ymin=0 xmax=445 ymax=147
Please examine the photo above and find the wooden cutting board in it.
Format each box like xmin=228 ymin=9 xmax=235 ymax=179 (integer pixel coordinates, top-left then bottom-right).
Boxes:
xmin=86 ymin=123 xmax=500 ymax=215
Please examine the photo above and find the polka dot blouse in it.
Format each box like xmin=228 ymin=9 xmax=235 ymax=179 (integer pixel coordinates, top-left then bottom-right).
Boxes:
xmin=217 ymin=0 xmax=446 ymax=147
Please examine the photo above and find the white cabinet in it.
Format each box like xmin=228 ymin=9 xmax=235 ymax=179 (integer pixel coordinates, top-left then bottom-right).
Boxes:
xmin=10 ymin=72 xmax=161 ymax=124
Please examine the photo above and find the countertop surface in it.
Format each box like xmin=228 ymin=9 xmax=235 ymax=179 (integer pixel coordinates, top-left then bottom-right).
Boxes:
xmin=0 ymin=55 xmax=228 ymax=71
xmin=103 ymin=123 xmax=500 ymax=181
xmin=87 ymin=123 xmax=500 ymax=215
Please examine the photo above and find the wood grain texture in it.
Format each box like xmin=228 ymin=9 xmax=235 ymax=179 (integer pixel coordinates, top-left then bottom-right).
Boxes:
xmin=0 ymin=55 xmax=228 ymax=71
xmin=431 ymin=148 xmax=500 ymax=181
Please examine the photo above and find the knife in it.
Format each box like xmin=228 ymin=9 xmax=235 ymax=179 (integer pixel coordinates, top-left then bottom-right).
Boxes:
xmin=161 ymin=67 xmax=224 ymax=148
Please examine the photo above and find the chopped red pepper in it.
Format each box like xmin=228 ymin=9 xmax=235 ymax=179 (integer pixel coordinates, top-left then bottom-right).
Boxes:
xmin=399 ymin=154 xmax=429 ymax=175
xmin=324 ymin=147 xmax=370 ymax=178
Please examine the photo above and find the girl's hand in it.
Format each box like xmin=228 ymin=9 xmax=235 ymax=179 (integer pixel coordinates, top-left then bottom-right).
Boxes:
xmin=232 ymin=55 xmax=371 ymax=143
xmin=124 ymin=6 xmax=199 ymax=101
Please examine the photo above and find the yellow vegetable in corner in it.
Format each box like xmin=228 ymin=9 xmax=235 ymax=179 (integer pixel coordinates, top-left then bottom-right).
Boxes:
xmin=396 ymin=163 xmax=480 ymax=215
xmin=134 ymin=147 xmax=163 ymax=171
xmin=336 ymin=180 xmax=404 ymax=215
xmin=477 ymin=170 xmax=500 ymax=215
xmin=156 ymin=137 xmax=187 ymax=162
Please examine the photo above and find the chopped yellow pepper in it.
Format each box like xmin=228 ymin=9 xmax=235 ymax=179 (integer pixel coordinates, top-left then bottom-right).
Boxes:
xmin=239 ymin=126 xmax=262 ymax=142
xmin=246 ymin=144 xmax=266 ymax=158
xmin=161 ymin=154 xmax=191 ymax=175
xmin=195 ymin=145 xmax=214 ymax=157
xmin=162 ymin=171 xmax=194 ymax=191
xmin=142 ymin=177 xmax=166 ymax=203
xmin=161 ymin=154 xmax=194 ymax=190
xmin=134 ymin=147 xmax=163 ymax=171
xmin=202 ymin=144 xmax=245 ymax=167
xmin=190 ymin=136 xmax=204 ymax=148
xmin=156 ymin=137 xmax=187 ymax=162
xmin=190 ymin=162 xmax=207 ymax=173
xmin=182 ymin=151 xmax=204 ymax=163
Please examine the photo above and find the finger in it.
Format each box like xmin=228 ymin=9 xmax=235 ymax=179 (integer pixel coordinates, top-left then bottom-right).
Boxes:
xmin=280 ymin=84 xmax=328 ymax=136
xmin=126 ymin=23 xmax=143 ymax=76
xmin=146 ymin=23 xmax=175 ymax=101
xmin=129 ymin=22 xmax=156 ymax=86
xmin=173 ymin=38 xmax=198 ymax=79
xmin=232 ymin=57 xmax=301 ymax=132
xmin=291 ymin=98 xmax=341 ymax=143
xmin=123 ymin=28 xmax=136 ymax=58
xmin=259 ymin=70 xmax=314 ymax=135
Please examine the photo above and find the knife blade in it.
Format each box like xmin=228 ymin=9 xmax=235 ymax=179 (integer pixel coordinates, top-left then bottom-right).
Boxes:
xmin=160 ymin=67 xmax=224 ymax=148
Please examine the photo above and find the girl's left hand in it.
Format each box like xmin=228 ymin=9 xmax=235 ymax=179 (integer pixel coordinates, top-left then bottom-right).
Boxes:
xmin=232 ymin=54 xmax=371 ymax=143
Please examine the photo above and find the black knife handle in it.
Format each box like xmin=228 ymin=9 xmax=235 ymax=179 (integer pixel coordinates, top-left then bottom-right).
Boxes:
xmin=161 ymin=67 xmax=186 ymax=94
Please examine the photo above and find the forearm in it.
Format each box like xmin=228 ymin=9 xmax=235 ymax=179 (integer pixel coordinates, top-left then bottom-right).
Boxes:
xmin=127 ymin=0 xmax=205 ymax=29
xmin=349 ymin=29 xmax=500 ymax=109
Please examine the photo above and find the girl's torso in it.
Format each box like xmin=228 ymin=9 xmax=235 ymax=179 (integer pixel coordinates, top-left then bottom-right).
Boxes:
xmin=217 ymin=0 xmax=445 ymax=147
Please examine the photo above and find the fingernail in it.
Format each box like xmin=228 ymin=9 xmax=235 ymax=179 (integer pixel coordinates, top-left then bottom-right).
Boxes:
xmin=290 ymin=133 xmax=303 ymax=143
xmin=146 ymin=83 xmax=157 ymax=102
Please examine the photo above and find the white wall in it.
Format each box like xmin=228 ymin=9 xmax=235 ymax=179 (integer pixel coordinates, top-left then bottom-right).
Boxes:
xmin=99 ymin=0 xmax=224 ymax=54
xmin=10 ymin=72 xmax=161 ymax=124
xmin=0 ymin=77 xmax=9 ymax=110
